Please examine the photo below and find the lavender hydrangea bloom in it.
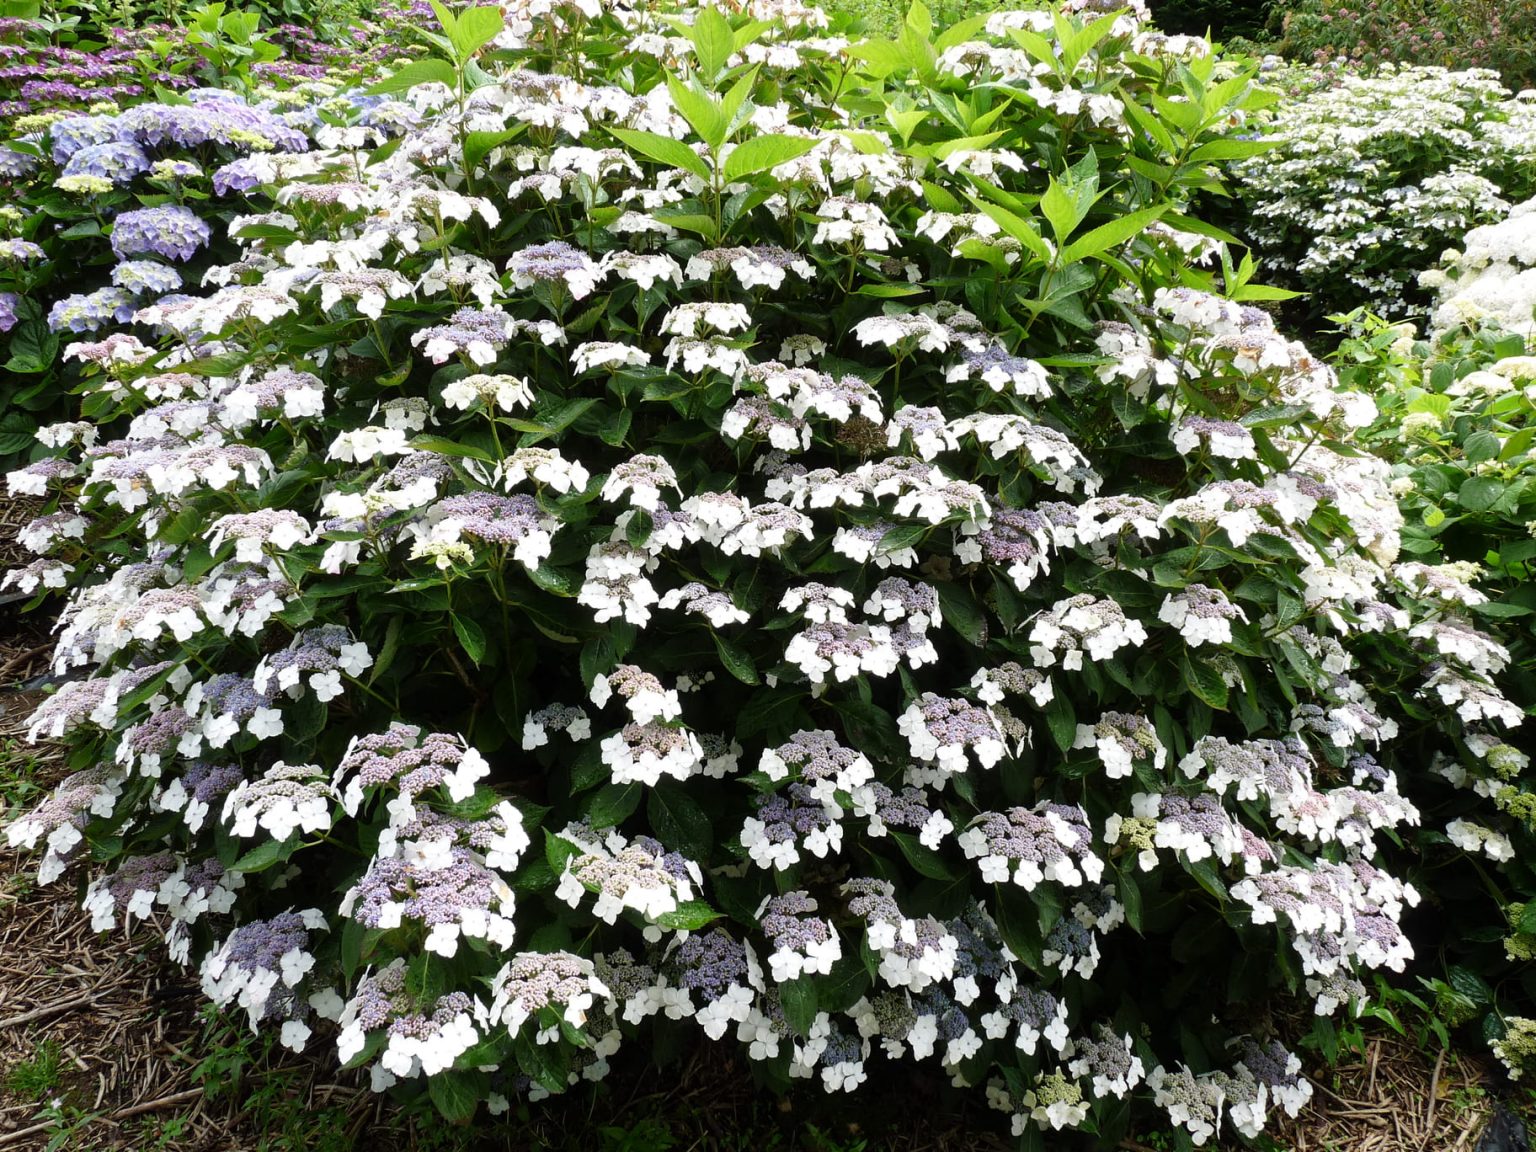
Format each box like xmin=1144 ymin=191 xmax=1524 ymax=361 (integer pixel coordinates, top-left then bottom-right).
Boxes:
xmin=62 ymin=140 xmax=151 ymax=184
xmin=0 ymin=145 xmax=37 ymax=179
xmin=111 ymin=205 xmax=212 ymax=262
xmin=0 ymin=292 xmax=18 ymax=334
xmin=671 ymin=929 xmax=750 ymax=1003
xmin=117 ymin=97 xmax=309 ymax=152
xmin=212 ymin=157 xmax=269 ymax=195
xmin=200 ymin=908 xmax=326 ymax=1033
xmin=113 ymin=260 xmax=184 ymax=296
xmin=0 ymin=239 xmax=45 ymax=262
xmin=49 ymin=114 xmax=123 ymax=163
xmin=47 ymin=286 xmax=137 ymax=333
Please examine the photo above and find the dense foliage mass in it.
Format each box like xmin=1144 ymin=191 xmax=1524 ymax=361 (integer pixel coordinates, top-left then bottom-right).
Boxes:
xmin=9 ymin=0 xmax=387 ymax=43
xmin=1268 ymin=0 xmax=1536 ymax=93
xmin=1 ymin=0 xmax=1530 ymax=1147
xmin=1225 ymin=63 xmax=1536 ymax=322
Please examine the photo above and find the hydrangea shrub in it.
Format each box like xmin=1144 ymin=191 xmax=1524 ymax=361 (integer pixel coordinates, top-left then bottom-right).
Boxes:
xmin=1420 ymin=195 xmax=1536 ymax=338
xmin=0 ymin=25 xmax=407 ymax=463
xmin=4 ymin=0 xmax=1525 ymax=1144
xmin=1329 ymin=308 xmax=1536 ymax=1070
xmin=1227 ymin=63 xmax=1536 ymax=320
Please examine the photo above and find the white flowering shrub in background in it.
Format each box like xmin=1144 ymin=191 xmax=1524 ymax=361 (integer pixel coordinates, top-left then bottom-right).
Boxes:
xmin=1227 ymin=63 xmax=1536 ymax=321
xmin=2 ymin=0 xmax=1527 ymax=1145
xmin=1421 ymin=195 xmax=1536 ymax=338
xmin=1328 ymin=308 xmax=1535 ymax=1071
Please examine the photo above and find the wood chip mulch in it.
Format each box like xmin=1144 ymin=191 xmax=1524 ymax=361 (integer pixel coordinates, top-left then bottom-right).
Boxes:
xmin=1265 ymin=1031 xmax=1499 ymax=1152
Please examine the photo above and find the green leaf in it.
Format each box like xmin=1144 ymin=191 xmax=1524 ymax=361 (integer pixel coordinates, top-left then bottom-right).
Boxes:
xmin=3 ymin=320 xmax=56 ymax=374
xmin=1060 ymin=205 xmax=1168 ymax=265
xmin=877 ymin=521 xmax=928 ymax=553
xmin=994 ymin=888 xmax=1043 ymax=969
xmin=967 ymin=194 xmax=1052 ymax=264
xmin=1186 ymin=855 xmax=1228 ymax=903
xmin=1039 ymin=176 xmax=1084 ymax=246
xmin=935 ymin=581 xmax=987 ymax=647
xmin=1188 ymin=138 xmax=1274 ymax=162
xmin=451 ymin=614 xmax=487 ymax=666
xmin=1500 ymin=425 xmax=1534 ymax=462
xmin=652 ymin=211 xmax=719 ymax=242
xmin=609 ymin=127 xmax=710 ymax=180
xmin=580 ymin=634 xmax=616 ymax=689
xmin=648 ymin=783 xmax=714 ymax=858
xmin=779 ymin=977 xmax=819 ymax=1035
xmin=691 ymin=4 xmax=735 ymax=79
xmin=667 ymin=74 xmax=728 ymax=150
xmin=889 ymin=831 xmax=956 ymax=880
xmin=1463 ymin=430 xmax=1502 ymax=465
xmin=712 ymin=632 xmax=759 ymax=684
xmin=857 ymin=282 xmax=927 ymax=298
xmin=428 ymin=0 xmax=458 ymax=37
xmin=463 ymin=128 xmax=522 ymax=171
xmin=655 ymin=900 xmax=722 ymax=930
xmin=408 ymin=435 xmax=494 ymax=462
xmin=586 ymin=782 xmax=641 ymax=828
xmin=723 ymin=133 xmax=821 ymax=182
xmin=528 ymin=564 xmax=577 ymax=598
xmin=429 ymin=1070 xmax=486 ymax=1123
xmin=368 ymin=615 xmax=403 ymax=687
xmin=544 ymin=828 xmax=581 ymax=875
xmin=1458 ymin=475 xmax=1504 ymax=513
xmin=1448 ymin=964 xmax=1496 ymax=1008
xmin=1182 ymin=651 xmax=1229 ymax=709
xmin=449 ymin=5 xmax=503 ymax=61
xmin=366 ymin=57 xmax=458 ymax=95
xmin=513 ymin=1034 xmax=567 ymax=1093
xmin=1043 ymin=692 xmax=1076 ymax=753
xmin=1117 ymin=869 xmax=1144 ymax=934
xmin=229 ymin=836 xmax=298 ymax=875
xmin=818 ymin=955 xmax=871 ymax=1014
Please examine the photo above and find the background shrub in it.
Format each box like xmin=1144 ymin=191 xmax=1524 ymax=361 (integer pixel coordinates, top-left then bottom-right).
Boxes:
xmin=1421 ymin=195 xmax=1536 ymax=338
xmin=1273 ymin=0 xmax=1536 ymax=94
xmin=1329 ymin=308 xmax=1536 ymax=1072
xmin=1224 ymin=64 xmax=1536 ymax=325
xmin=12 ymin=0 xmax=378 ymax=40
xmin=0 ymin=11 xmax=406 ymax=466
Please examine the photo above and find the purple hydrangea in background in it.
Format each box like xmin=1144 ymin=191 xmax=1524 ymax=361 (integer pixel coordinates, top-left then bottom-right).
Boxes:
xmin=47 ymin=286 xmax=136 ymax=333
xmin=118 ymin=97 xmax=310 ymax=153
xmin=0 ymin=292 xmax=18 ymax=333
xmin=0 ymin=239 xmax=45 ymax=261
xmin=62 ymin=140 xmax=151 ymax=185
xmin=0 ymin=146 xmax=37 ymax=179
xmin=111 ymin=205 xmax=212 ymax=262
